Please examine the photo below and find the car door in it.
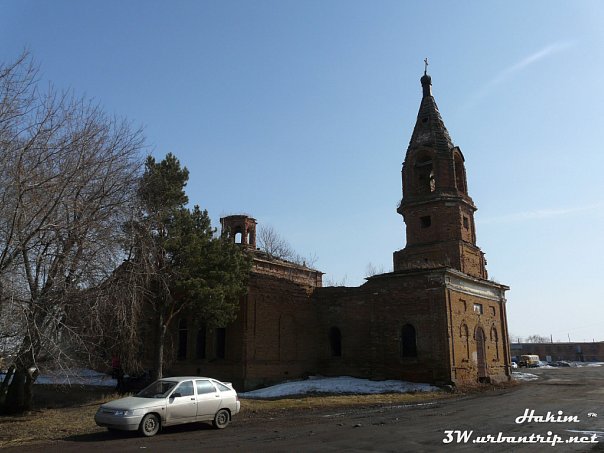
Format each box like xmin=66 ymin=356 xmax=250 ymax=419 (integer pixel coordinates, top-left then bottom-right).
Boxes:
xmin=166 ymin=380 xmax=197 ymax=424
xmin=195 ymin=379 xmax=221 ymax=418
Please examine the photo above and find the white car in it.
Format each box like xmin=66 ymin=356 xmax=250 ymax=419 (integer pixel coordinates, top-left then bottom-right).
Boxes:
xmin=95 ymin=376 xmax=240 ymax=436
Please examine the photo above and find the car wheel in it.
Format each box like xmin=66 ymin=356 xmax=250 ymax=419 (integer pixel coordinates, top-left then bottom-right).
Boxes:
xmin=213 ymin=409 xmax=230 ymax=429
xmin=139 ymin=413 xmax=160 ymax=437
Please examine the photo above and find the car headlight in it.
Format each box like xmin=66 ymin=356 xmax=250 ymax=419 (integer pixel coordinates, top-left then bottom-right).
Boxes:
xmin=114 ymin=409 xmax=143 ymax=416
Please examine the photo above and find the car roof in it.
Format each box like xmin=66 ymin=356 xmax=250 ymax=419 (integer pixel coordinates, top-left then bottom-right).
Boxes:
xmin=159 ymin=376 xmax=217 ymax=382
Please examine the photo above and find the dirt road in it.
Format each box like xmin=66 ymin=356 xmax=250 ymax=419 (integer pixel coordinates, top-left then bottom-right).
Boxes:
xmin=8 ymin=366 xmax=604 ymax=452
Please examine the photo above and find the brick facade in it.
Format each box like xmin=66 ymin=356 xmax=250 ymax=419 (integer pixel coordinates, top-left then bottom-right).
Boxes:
xmin=166 ymin=71 xmax=511 ymax=390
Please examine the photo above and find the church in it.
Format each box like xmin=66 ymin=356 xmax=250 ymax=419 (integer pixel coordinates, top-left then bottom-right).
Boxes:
xmin=169 ymin=70 xmax=512 ymax=390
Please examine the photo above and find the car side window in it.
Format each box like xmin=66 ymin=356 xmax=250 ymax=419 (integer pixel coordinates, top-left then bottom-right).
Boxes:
xmin=174 ymin=380 xmax=194 ymax=397
xmin=195 ymin=380 xmax=216 ymax=394
xmin=215 ymin=382 xmax=231 ymax=392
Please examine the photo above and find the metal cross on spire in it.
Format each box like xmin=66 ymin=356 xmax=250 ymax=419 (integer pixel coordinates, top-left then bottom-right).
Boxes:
xmin=424 ymin=58 xmax=429 ymax=75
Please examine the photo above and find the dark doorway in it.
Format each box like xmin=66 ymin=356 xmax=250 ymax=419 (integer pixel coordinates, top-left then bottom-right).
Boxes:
xmin=401 ymin=324 xmax=418 ymax=358
xmin=329 ymin=327 xmax=342 ymax=357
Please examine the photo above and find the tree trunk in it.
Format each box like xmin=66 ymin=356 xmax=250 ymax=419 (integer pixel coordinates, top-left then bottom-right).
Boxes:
xmin=153 ymin=311 xmax=166 ymax=380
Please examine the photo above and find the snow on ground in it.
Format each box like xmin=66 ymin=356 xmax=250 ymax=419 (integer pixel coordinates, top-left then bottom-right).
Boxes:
xmin=36 ymin=368 xmax=117 ymax=386
xmin=512 ymin=371 xmax=539 ymax=381
xmin=0 ymin=368 xmax=117 ymax=387
xmin=241 ymin=376 xmax=441 ymax=399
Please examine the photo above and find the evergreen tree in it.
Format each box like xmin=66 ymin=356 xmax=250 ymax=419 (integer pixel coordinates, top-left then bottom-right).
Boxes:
xmin=136 ymin=153 xmax=250 ymax=379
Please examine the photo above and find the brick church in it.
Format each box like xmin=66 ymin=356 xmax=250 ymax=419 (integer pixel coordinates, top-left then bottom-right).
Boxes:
xmin=170 ymin=70 xmax=512 ymax=390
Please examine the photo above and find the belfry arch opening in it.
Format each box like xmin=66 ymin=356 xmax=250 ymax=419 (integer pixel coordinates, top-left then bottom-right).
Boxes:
xmin=454 ymin=152 xmax=467 ymax=194
xmin=415 ymin=153 xmax=435 ymax=194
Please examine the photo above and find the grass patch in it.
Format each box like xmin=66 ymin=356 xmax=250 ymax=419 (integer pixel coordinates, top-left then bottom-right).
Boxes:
xmin=240 ymin=392 xmax=448 ymax=413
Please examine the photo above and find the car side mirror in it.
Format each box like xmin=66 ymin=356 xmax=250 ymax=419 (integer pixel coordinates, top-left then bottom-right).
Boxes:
xmin=171 ymin=392 xmax=182 ymax=399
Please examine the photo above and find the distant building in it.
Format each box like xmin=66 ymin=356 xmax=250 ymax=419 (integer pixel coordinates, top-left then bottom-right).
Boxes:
xmin=167 ymin=71 xmax=512 ymax=389
xmin=511 ymin=342 xmax=604 ymax=362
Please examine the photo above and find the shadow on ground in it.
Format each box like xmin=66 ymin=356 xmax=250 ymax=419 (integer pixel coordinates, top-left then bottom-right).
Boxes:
xmin=63 ymin=421 xmax=215 ymax=443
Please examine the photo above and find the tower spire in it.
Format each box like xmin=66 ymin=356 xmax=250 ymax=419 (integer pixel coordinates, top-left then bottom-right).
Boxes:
xmin=393 ymin=70 xmax=488 ymax=279
xmin=421 ymin=58 xmax=432 ymax=97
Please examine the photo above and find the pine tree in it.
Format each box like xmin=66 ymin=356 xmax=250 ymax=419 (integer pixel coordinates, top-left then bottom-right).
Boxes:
xmin=135 ymin=154 xmax=250 ymax=379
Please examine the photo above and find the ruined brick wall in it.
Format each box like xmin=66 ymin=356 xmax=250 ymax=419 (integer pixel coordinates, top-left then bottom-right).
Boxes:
xmin=168 ymin=271 xmax=322 ymax=391
xmin=238 ymin=272 xmax=322 ymax=390
xmin=313 ymin=270 xmax=454 ymax=385
xmin=252 ymin=254 xmax=323 ymax=288
xmin=165 ymin=269 xmax=509 ymax=389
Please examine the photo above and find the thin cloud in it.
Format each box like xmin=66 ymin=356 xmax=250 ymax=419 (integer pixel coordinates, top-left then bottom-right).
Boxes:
xmin=462 ymin=41 xmax=576 ymax=110
xmin=479 ymin=202 xmax=604 ymax=225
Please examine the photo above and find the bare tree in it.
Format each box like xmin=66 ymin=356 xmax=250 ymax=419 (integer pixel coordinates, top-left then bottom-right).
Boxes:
xmin=365 ymin=262 xmax=386 ymax=277
xmin=0 ymin=52 xmax=144 ymax=413
xmin=524 ymin=334 xmax=550 ymax=344
xmin=257 ymin=225 xmax=317 ymax=268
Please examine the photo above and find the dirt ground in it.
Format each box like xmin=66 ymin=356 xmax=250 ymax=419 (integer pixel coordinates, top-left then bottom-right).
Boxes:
xmin=0 ymin=385 xmax=449 ymax=449
xmin=3 ymin=367 xmax=604 ymax=452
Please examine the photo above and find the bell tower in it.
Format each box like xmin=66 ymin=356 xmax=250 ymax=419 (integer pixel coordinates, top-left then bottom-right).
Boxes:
xmin=393 ymin=69 xmax=487 ymax=279
xmin=220 ymin=214 xmax=257 ymax=249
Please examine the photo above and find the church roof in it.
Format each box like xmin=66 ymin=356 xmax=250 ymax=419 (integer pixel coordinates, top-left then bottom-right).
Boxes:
xmin=408 ymin=72 xmax=454 ymax=152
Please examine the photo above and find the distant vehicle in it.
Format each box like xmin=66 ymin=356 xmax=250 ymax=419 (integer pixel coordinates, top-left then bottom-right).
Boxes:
xmin=511 ymin=362 xmax=518 ymax=369
xmin=95 ymin=376 xmax=240 ymax=436
xmin=519 ymin=354 xmax=541 ymax=368
xmin=551 ymin=361 xmax=572 ymax=367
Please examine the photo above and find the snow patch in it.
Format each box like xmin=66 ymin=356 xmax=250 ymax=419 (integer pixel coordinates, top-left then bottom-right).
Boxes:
xmin=241 ymin=376 xmax=441 ymax=399
xmin=512 ymin=371 xmax=539 ymax=381
xmin=36 ymin=368 xmax=116 ymax=386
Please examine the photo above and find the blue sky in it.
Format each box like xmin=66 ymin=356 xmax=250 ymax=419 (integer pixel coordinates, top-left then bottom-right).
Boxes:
xmin=2 ymin=1 xmax=604 ymax=342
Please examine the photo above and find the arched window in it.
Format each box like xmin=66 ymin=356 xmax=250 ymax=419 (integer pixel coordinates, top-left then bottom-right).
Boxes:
xmin=177 ymin=319 xmax=188 ymax=360
xmin=329 ymin=327 xmax=342 ymax=357
xmin=461 ymin=323 xmax=469 ymax=360
xmin=491 ymin=327 xmax=499 ymax=361
xmin=234 ymin=232 xmax=242 ymax=244
xmin=401 ymin=324 xmax=418 ymax=358
xmin=475 ymin=327 xmax=487 ymax=379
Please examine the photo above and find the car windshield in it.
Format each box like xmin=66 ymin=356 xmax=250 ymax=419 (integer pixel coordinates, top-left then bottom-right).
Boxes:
xmin=137 ymin=380 xmax=178 ymax=398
